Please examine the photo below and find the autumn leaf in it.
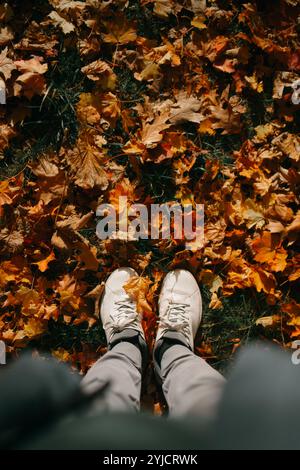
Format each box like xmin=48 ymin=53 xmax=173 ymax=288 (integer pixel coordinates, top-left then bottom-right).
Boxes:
xmin=169 ymin=91 xmax=204 ymax=125
xmin=0 ymin=47 xmax=16 ymax=81
xmin=251 ymin=232 xmax=288 ymax=272
xmin=251 ymin=266 xmax=276 ymax=295
xmin=30 ymin=156 xmax=60 ymax=178
xmin=81 ymin=60 xmax=116 ymax=84
xmin=0 ymin=124 xmax=16 ymax=155
xmin=0 ymin=26 xmax=14 ymax=46
xmin=153 ymin=0 xmax=173 ymax=18
xmin=48 ymin=11 xmax=75 ymax=34
xmin=102 ymin=15 xmax=137 ymax=45
xmin=140 ymin=111 xmax=171 ymax=147
xmin=63 ymin=138 xmax=109 ymax=190
xmin=33 ymin=251 xmax=56 ymax=273
xmin=0 ymin=0 xmax=300 ymax=387
xmin=123 ymin=275 xmax=153 ymax=316
xmin=14 ymin=57 xmax=48 ymax=98
xmin=209 ymin=292 xmax=223 ymax=310
xmin=191 ymin=14 xmax=207 ymax=30
xmin=0 ymin=228 xmax=24 ymax=253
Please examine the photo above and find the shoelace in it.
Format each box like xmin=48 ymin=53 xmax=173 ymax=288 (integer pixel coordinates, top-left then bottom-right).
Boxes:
xmin=159 ymin=302 xmax=191 ymax=344
xmin=110 ymin=298 xmax=140 ymax=331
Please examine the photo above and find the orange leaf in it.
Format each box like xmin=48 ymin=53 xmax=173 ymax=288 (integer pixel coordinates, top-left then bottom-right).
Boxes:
xmin=123 ymin=275 xmax=153 ymax=316
xmin=33 ymin=251 xmax=56 ymax=273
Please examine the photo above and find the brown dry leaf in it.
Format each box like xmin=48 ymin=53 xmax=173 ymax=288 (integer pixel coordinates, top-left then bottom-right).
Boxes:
xmin=14 ymin=57 xmax=48 ymax=99
xmin=100 ymin=92 xmax=121 ymax=125
xmin=0 ymin=176 xmax=22 ymax=214
xmin=169 ymin=91 xmax=204 ymax=124
xmin=85 ymin=283 xmax=105 ymax=317
xmin=256 ymin=316 xmax=276 ymax=328
xmin=52 ymin=228 xmax=99 ymax=271
xmin=242 ymin=199 xmax=265 ymax=229
xmin=102 ymin=15 xmax=137 ymax=45
xmin=140 ymin=111 xmax=171 ymax=147
xmin=56 ymin=207 xmax=93 ymax=231
xmin=15 ymin=286 xmax=43 ymax=317
xmin=50 ymin=1 xmax=87 ymax=13
xmin=15 ymin=57 xmax=48 ymax=75
xmin=0 ymin=26 xmax=14 ymax=46
xmin=14 ymin=72 xmax=46 ymax=98
xmin=49 ymin=11 xmax=75 ymax=34
xmin=30 ymin=156 xmax=59 ymax=178
xmin=0 ymin=124 xmax=16 ymax=154
xmin=287 ymin=211 xmax=300 ymax=234
xmin=81 ymin=60 xmax=116 ymax=84
xmin=64 ymin=138 xmax=109 ymax=190
xmin=153 ymin=0 xmax=173 ymax=18
xmin=123 ymin=275 xmax=153 ymax=315
xmin=75 ymin=237 xmax=99 ymax=271
xmin=283 ymin=300 xmax=300 ymax=338
xmin=0 ymin=228 xmax=24 ymax=253
xmin=0 ymin=47 xmax=16 ymax=81
xmin=35 ymin=171 xmax=66 ymax=206
xmin=76 ymin=92 xmax=101 ymax=124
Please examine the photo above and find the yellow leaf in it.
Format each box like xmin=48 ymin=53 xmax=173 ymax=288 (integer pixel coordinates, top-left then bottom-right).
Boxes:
xmin=33 ymin=251 xmax=56 ymax=273
xmin=191 ymin=14 xmax=207 ymax=30
xmin=209 ymin=292 xmax=223 ymax=310
xmin=123 ymin=275 xmax=152 ymax=315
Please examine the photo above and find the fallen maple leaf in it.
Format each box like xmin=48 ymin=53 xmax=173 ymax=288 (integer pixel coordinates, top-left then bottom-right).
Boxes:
xmin=15 ymin=57 xmax=48 ymax=74
xmin=49 ymin=10 xmax=75 ymax=34
xmin=251 ymin=232 xmax=288 ymax=272
xmin=123 ymin=275 xmax=153 ymax=315
xmin=63 ymin=138 xmax=109 ymax=190
xmin=0 ymin=47 xmax=15 ymax=81
xmin=102 ymin=15 xmax=137 ymax=45
xmin=81 ymin=60 xmax=116 ymax=83
xmin=140 ymin=111 xmax=171 ymax=147
xmin=169 ymin=91 xmax=204 ymax=124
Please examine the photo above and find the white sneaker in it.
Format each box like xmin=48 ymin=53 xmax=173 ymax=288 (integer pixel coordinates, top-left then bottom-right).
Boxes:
xmin=100 ymin=267 xmax=145 ymax=345
xmin=156 ymin=269 xmax=202 ymax=350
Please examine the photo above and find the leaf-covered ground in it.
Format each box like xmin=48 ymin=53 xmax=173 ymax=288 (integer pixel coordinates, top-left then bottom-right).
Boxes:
xmin=0 ymin=0 xmax=300 ymax=411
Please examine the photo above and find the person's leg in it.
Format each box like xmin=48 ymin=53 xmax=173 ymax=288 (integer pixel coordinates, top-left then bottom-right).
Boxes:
xmin=158 ymin=340 xmax=225 ymax=419
xmin=82 ymin=334 xmax=143 ymax=413
xmin=154 ymin=270 xmax=226 ymax=420
xmin=82 ymin=268 xmax=147 ymax=414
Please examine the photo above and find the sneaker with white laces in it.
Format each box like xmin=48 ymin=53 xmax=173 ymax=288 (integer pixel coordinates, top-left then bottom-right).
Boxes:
xmin=100 ymin=267 xmax=145 ymax=346
xmin=155 ymin=269 xmax=202 ymax=351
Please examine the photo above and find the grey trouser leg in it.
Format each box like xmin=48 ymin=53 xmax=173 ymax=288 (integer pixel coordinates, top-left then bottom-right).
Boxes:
xmin=160 ymin=344 xmax=226 ymax=419
xmin=82 ymin=342 xmax=142 ymax=413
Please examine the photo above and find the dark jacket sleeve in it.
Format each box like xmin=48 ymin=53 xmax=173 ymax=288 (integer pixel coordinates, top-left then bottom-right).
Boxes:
xmin=0 ymin=354 xmax=81 ymax=448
